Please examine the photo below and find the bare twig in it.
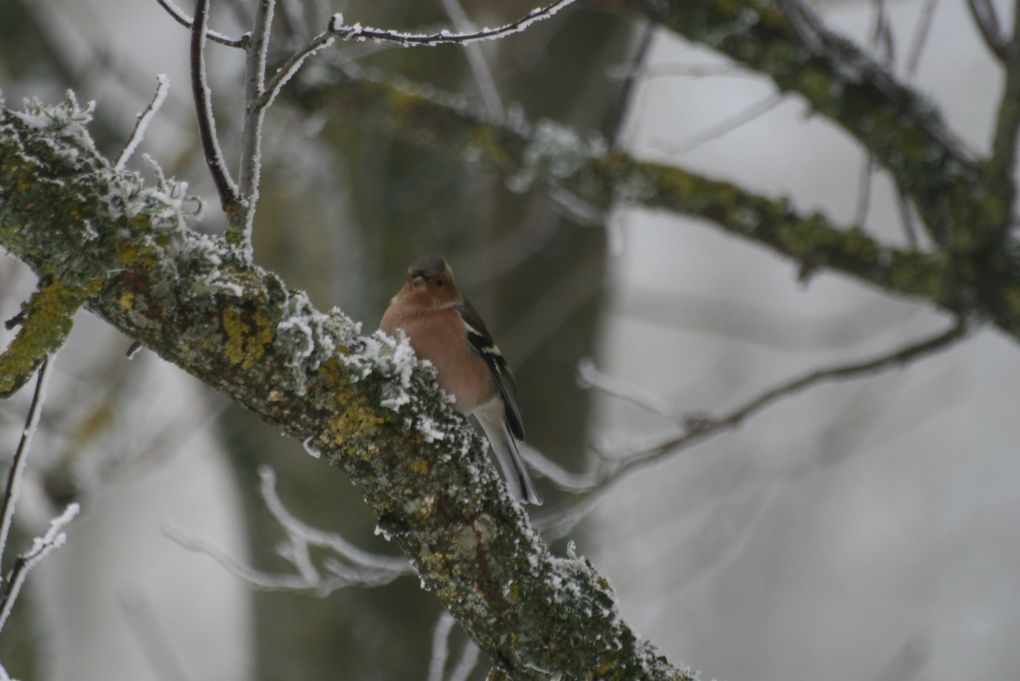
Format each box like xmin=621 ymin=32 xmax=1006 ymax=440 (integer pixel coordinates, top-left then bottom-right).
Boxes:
xmin=0 ymin=358 xmax=51 ymax=567
xmin=427 ymin=612 xmax=456 ymax=681
xmin=575 ymin=318 xmax=967 ymax=490
xmin=164 ymin=466 xmax=409 ymax=595
xmin=665 ymin=93 xmax=784 ymax=156
xmin=234 ymin=0 xmax=276 ymax=252
xmin=439 ymin=0 xmax=505 ymax=118
xmin=155 ymin=0 xmax=249 ymax=47
xmin=0 ymin=502 xmax=79 ymax=632
xmin=261 ymin=0 xmax=574 ymax=112
xmin=447 ymin=640 xmax=480 ymax=681
xmin=190 ymin=0 xmax=239 ymax=212
xmin=120 ymin=593 xmax=192 ymax=681
xmin=966 ymin=0 xmax=1008 ymax=63
xmin=905 ymin=0 xmax=941 ymax=75
xmin=895 ymin=192 xmax=920 ymax=249
xmin=328 ymin=0 xmax=577 ymax=47
xmin=606 ymin=62 xmax=752 ymax=81
xmin=986 ymin=0 xmax=1020 ymax=221
xmin=115 ymin=74 xmax=171 ymax=170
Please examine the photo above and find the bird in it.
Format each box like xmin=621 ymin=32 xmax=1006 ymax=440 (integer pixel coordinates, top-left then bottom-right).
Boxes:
xmin=379 ymin=255 xmax=543 ymax=505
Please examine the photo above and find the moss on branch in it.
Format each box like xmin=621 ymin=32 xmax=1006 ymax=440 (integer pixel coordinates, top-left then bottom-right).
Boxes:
xmin=301 ymin=72 xmax=1020 ymax=334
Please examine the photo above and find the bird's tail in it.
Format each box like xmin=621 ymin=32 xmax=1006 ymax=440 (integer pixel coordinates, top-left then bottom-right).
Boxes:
xmin=475 ymin=404 xmax=543 ymax=505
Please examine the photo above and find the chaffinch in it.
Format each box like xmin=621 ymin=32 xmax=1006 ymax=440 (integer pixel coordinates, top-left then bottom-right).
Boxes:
xmin=380 ymin=255 xmax=543 ymax=505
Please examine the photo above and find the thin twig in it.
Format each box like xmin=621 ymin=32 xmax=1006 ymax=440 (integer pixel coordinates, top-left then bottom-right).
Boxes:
xmin=163 ymin=466 xmax=408 ymax=595
xmin=231 ymin=0 xmax=276 ymax=259
xmin=666 ymin=93 xmax=784 ymax=156
xmin=190 ymin=0 xmax=239 ymax=212
xmin=447 ymin=639 xmax=480 ymax=681
xmin=986 ymin=0 xmax=1020 ymax=220
xmin=259 ymin=31 xmax=335 ymax=111
xmin=439 ymin=0 xmax=505 ymax=118
xmin=579 ymin=318 xmax=967 ymax=490
xmin=966 ymin=0 xmax=1007 ymax=63
xmin=427 ymin=612 xmax=456 ymax=681
xmin=115 ymin=74 xmax=171 ymax=170
xmin=0 ymin=502 xmax=79 ymax=632
xmin=120 ymin=593 xmax=192 ymax=681
xmin=328 ymin=0 xmax=576 ymax=47
xmin=895 ymin=192 xmax=920 ymax=249
xmin=905 ymin=0 xmax=941 ymax=75
xmin=155 ymin=0 xmax=249 ymax=47
xmin=0 ymin=358 xmax=51 ymax=567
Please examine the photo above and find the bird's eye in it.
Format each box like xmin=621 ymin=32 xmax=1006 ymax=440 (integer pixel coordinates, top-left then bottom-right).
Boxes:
xmin=435 ymin=279 xmax=445 ymax=287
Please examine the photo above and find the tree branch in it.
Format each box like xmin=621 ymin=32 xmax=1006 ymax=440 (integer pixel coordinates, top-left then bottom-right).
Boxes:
xmin=231 ymin=0 xmax=276 ymax=259
xmin=574 ymin=318 xmax=967 ymax=491
xmin=966 ymin=0 xmax=1008 ymax=63
xmin=986 ymin=0 xmax=1020 ymax=237
xmin=190 ymin=0 xmax=239 ymax=213
xmin=155 ymin=0 xmax=249 ymax=48
xmin=0 ymin=98 xmax=690 ymax=681
xmin=595 ymin=0 xmax=988 ymax=249
xmin=295 ymin=70 xmax=989 ymax=327
xmin=0 ymin=359 xmax=51 ymax=565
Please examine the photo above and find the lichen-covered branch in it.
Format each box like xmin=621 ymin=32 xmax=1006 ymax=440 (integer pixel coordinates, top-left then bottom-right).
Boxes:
xmin=295 ymin=71 xmax=1020 ymax=339
xmin=0 ymin=97 xmax=689 ymax=681
xmin=0 ymin=277 xmax=94 ymax=398
xmin=595 ymin=0 xmax=994 ymax=250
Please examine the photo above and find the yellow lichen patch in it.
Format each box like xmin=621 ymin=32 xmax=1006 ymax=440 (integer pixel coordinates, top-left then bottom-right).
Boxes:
xmin=409 ymin=458 xmax=430 ymax=475
xmin=0 ymin=277 xmax=95 ymax=397
xmin=221 ymin=304 xmax=275 ymax=369
xmin=328 ymin=388 xmax=385 ymax=453
xmin=118 ymin=290 xmax=135 ymax=312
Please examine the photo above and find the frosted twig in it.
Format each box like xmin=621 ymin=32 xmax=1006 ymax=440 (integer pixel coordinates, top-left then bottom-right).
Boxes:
xmin=665 ymin=93 xmax=784 ymax=156
xmin=190 ymin=0 xmax=239 ymax=211
xmin=905 ymin=0 xmax=941 ymax=75
xmin=986 ymin=0 xmax=1020 ymax=214
xmin=0 ymin=502 xmax=79 ymax=633
xmin=119 ymin=593 xmax=191 ymax=681
xmin=439 ymin=0 xmax=504 ymax=118
xmin=328 ymin=0 xmax=576 ymax=47
xmin=115 ymin=74 xmax=171 ymax=170
xmin=896 ymin=192 xmax=920 ymax=249
xmin=260 ymin=0 xmax=571 ymax=111
xmin=257 ymin=467 xmax=406 ymax=571
xmin=447 ymin=638 xmax=480 ymax=681
xmin=0 ymin=358 xmax=51 ymax=568
xmin=427 ymin=611 xmax=456 ymax=681
xmin=165 ymin=466 xmax=409 ymax=595
xmin=232 ymin=0 xmax=276 ymax=259
xmin=966 ymin=0 xmax=1007 ymax=62
xmin=259 ymin=31 xmax=336 ymax=111
xmin=572 ymin=319 xmax=967 ymax=491
xmin=577 ymin=358 xmax=675 ymax=420
xmin=155 ymin=0 xmax=248 ymax=47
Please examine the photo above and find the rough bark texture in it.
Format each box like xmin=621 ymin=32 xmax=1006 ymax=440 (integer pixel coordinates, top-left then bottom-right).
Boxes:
xmin=0 ymin=99 xmax=688 ymax=680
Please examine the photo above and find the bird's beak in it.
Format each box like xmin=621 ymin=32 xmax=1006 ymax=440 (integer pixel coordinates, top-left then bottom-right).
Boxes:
xmin=411 ymin=275 xmax=426 ymax=290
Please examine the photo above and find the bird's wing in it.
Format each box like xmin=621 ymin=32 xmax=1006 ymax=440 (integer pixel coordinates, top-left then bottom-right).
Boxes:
xmin=455 ymin=302 xmax=525 ymax=440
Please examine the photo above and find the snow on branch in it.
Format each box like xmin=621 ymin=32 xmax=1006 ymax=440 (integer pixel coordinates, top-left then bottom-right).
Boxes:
xmin=328 ymin=0 xmax=576 ymax=47
xmin=114 ymin=74 xmax=170 ymax=170
xmin=0 ymin=502 xmax=79 ymax=632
